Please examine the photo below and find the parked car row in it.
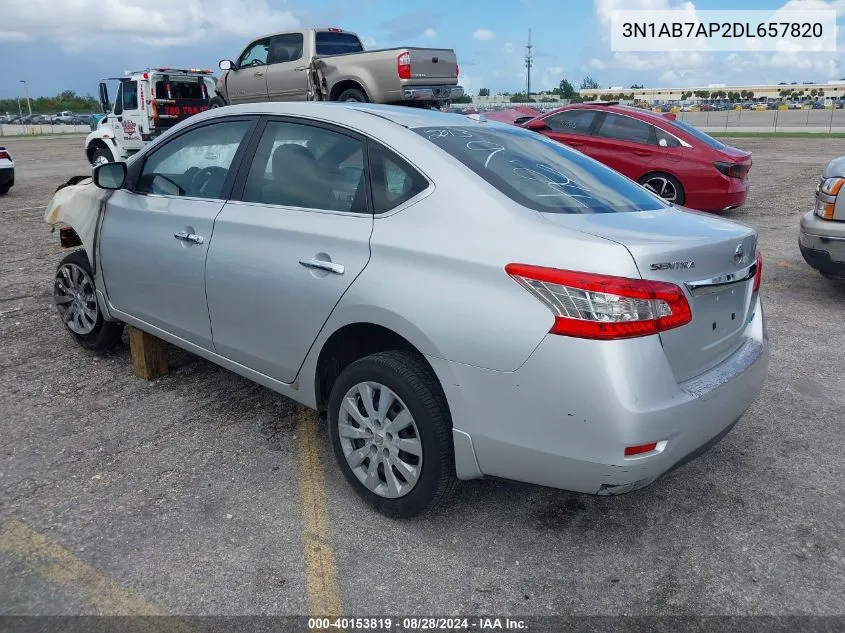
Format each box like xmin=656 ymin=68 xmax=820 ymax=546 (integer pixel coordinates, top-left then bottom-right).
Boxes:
xmin=0 ymin=145 xmax=14 ymax=195
xmin=0 ymin=112 xmax=97 ymax=125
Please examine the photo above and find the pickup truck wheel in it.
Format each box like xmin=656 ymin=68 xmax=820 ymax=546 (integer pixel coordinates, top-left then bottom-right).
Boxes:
xmin=54 ymin=250 xmax=124 ymax=353
xmin=327 ymin=350 xmax=457 ymax=518
xmin=337 ymin=88 xmax=368 ymax=103
xmin=91 ymin=147 xmax=114 ymax=167
xmin=0 ymin=186 xmax=9 ymax=196
xmin=209 ymin=96 xmax=226 ymax=108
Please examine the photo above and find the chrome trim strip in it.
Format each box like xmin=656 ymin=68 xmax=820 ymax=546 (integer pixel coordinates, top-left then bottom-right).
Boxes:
xmin=685 ymin=261 xmax=757 ymax=293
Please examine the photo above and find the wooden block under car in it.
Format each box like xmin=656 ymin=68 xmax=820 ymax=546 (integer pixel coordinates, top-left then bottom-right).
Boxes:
xmin=129 ymin=327 xmax=169 ymax=380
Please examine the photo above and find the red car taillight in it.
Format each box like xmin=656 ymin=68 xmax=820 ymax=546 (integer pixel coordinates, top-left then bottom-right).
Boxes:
xmin=397 ymin=51 xmax=411 ymax=79
xmin=0 ymin=150 xmax=9 ymax=160
xmin=505 ymin=264 xmax=692 ymax=340
xmin=753 ymin=249 xmax=762 ymax=292
xmin=714 ymin=160 xmax=750 ymax=179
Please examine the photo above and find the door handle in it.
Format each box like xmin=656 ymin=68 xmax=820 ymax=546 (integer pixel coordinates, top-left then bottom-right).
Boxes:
xmin=634 ymin=150 xmax=652 ymax=156
xmin=299 ymin=259 xmax=344 ymax=275
xmin=294 ymin=66 xmax=307 ymax=72
xmin=174 ymin=231 xmax=204 ymax=244
xmin=254 ymin=72 xmax=264 ymax=77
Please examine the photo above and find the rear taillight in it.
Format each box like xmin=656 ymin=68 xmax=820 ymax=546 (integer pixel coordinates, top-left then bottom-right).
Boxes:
xmin=505 ymin=264 xmax=692 ymax=340
xmin=397 ymin=51 xmax=411 ymax=80
xmin=0 ymin=150 xmax=8 ymax=160
xmin=753 ymin=249 xmax=762 ymax=292
xmin=714 ymin=161 xmax=750 ymax=179
xmin=456 ymin=64 xmax=460 ymax=77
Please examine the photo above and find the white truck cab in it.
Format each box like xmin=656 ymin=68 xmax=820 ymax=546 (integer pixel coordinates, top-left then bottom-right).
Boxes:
xmin=85 ymin=68 xmax=216 ymax=166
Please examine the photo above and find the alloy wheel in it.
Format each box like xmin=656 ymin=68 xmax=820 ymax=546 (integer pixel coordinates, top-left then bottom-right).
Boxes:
xmin=337 ymin=381 xmax=423 ymax=498
xmin=643 ymin=176 xmax=679 ymax=203
xmin=54 ymin=262 xmax=99 ymax=335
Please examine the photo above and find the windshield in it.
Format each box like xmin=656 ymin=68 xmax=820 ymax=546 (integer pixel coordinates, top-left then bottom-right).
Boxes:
xmin=315 ymin=32 xmax=364 ymax=55
xmin=413 ymin=124 xmax=668 ymax=214
xmin=669 ymin=119 xmax=726 ymax=149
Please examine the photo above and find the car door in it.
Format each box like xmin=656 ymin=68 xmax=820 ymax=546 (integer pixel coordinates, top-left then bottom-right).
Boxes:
xmin=587 ymin=112 xmax=657 ymax=180
xmin=539 ymin=109 xmax=600 ymax=154
xmin=112 ymin=80 xmax=146 ymax=151
xmin=99 ymin=117 xmax=257 ymax=349
xmin=226 ymin=38 xmax=271 ymax=104
xmin=204 ymin=117 xmax=373 ymax=382
xmin=265 ymin=33 xmax=309 ymax=101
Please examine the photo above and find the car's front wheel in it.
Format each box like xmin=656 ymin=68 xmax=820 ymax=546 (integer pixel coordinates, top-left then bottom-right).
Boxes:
xmin=91 ymin=146 xmax=114 ymax=167
xmin=54 ymin=250 xmax=124 ymax=352
xmin=327 ymin=350 xmax=457 ymax=518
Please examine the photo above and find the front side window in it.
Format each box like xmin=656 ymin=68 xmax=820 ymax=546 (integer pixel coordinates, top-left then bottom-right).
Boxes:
xmin=596 ymin=113 xmax=652 ymax=144
xmin=413 ymin=124 xmax=667 ymax=214
xmin=241 ymin=120 xmax=365 ymax=212
xmin=122 ymin=81 xmax=138 ymax=110
xmin=137 ymin=120 xmax=251 ymax=199
xmin=270 ymin=33 xmax=304 ymax=63
xmin=239 ymin=39 xmax=270 ymax=67
xmin=544 ymin=109 xmax=597 ymax=134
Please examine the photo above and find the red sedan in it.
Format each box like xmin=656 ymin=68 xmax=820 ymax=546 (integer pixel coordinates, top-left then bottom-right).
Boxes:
xmin=519 ymin=103 xmax=751 ymax=212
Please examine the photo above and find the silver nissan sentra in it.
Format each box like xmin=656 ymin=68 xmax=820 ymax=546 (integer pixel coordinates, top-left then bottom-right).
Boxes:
xmin=47 ymin=102 xmax=769 ymax=518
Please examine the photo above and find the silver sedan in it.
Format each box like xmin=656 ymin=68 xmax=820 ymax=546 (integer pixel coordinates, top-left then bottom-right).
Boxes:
xmin=47 ymin=102 xmax=769 ymax=517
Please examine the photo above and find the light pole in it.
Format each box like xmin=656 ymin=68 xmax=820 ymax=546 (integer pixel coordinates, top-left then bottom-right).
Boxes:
xmin=20 ymin=80 xmax=32 ymax=116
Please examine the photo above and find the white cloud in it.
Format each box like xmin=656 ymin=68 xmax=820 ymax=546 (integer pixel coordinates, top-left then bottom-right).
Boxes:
xmin=423 ymin=28 xmax=437 ymax=38
xmin=0 ymin=0 xmax=300 ymax=50
xmin=594 ymin=0 xmax=696 ymax=26
xmin=473 ymin=29 xmax=496 ymax=41
xmin=363 ymin=36 xmax=377 ymax=48
xmin=502 ymin=42 xmax=514 ymax=53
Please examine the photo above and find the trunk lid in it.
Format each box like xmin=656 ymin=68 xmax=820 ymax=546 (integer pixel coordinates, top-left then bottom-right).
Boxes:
xmin=542 ymin=208 xmax=758 ymax=382
xmin=408 ymin=48 xmax=459 ymax=83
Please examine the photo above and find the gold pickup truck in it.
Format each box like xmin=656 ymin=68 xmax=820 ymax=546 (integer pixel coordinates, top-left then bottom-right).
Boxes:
xmin=212 ymin=27 xmax=464 ymax=108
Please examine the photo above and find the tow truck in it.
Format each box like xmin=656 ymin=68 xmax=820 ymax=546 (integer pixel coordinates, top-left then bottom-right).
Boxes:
xmin=84 ymin=67 xmax=215 ymax=166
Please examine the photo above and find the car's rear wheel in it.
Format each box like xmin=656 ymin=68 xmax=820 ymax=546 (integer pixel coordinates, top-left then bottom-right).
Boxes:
xmin=337 ymin=88 xmax=368 ymax=103
xmin=327 ymin=350 xmax=457 ymax=518
xmin=639 ymin=172 xmax=685 ymax=205
xmin=91 ymin=146 xmax=114 ymax=167
xmin=54 ymin=250 xmax=124 ymax=352
xmin=209 ymin=96 xmax=226 ymax=108
xmin=0 ymin=186 xmax=9 ymax=196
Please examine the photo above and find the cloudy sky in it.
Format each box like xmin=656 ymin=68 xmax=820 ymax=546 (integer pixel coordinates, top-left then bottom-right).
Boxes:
xmin=1 ymin=0 xmax=844 ymax=100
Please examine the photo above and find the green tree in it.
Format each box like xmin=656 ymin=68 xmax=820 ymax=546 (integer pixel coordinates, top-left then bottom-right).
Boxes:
xmin=630 ymin=83 xmax=644 ymax=89
xmin=558 ymin=79 xmax=576 ymax=99
xmin=580 ymin=75 xmax=600 ymax=90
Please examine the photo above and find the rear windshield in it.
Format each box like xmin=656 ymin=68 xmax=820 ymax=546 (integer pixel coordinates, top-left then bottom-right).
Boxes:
xmin=315 ymin=32 xmax=364 ymax=55
xmin=413 ymin=124 xmax=668 ymax=214
xmin=669 ymin=119 xmax=726 ymax=149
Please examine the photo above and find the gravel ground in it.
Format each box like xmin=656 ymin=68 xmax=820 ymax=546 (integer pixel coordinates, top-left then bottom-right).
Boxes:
xmin=0 ymin=135 xmax=843 ymax=619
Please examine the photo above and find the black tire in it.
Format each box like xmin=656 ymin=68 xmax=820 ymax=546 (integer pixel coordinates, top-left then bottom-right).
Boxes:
xmin=327 ymin=350 xmax=457 ymax=518
xmin=336 ymin=87 xmax=368 ymax=103
xmin=91 ymin=146 xmax=114 ymax=167
xmin=209 ymin=95 xmax=226 ymax=108
xmin=0 ymin=186 xmax=9 ymax=196
xmin=54 ymin=250 xmax=124 ymax=353
xmin=638 ymin=172 xmax=685 ymax=206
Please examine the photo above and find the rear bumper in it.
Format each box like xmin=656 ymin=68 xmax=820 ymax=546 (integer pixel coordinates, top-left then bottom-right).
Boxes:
xmin=687 ymin=178 xmax=749 ymax=212
xmin=429 ymin=296 xmax=769 ymax=494
xmin=0 ymin=166 xmax=14 ymax=188
xmin=402 ymin=85 xmax=464 ymax=102
xmin=799 ymin=210 xmax=845 ymax=277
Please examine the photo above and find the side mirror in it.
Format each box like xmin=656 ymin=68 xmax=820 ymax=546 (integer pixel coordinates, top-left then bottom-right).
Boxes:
xmin=525 ymin=118 xmax=548 ymax=131
xmin=93 ymin=161 xmax=126 ymax=190
xmin=219 ymin=59 xmax=235 ymax=71
xmin=98 ymin=82 xmax=110 ymax=114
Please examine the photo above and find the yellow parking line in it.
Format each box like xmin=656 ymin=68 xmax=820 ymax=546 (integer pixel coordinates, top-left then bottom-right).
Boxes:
xmin=297 ymin=408 xmax=342 ymax=618
xmin=0 ymin=519 xmax=162 ymax=615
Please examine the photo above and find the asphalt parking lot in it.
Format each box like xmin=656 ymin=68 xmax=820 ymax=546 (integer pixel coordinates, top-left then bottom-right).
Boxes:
xmin=1 ymin=135 xmax=843 ymax=619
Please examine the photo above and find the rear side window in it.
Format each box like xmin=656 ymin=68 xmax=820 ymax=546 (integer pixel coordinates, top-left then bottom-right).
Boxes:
xmin=544 ymin=109 xmax=596 ymax=134
xmin=413 ymin=124 xmax=667 ymax=214
xmin=669 ymin=118 xmax=726 ymax=149
xmin=271 ymin=33 xmax=304 ymax=63
xmin=315 ymin=32 xmax=365 ymax=55
xmin=368 ymin=143 xmax=428 ymax=214
xmin=596 ymin=113 xmax=652 ymax=144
